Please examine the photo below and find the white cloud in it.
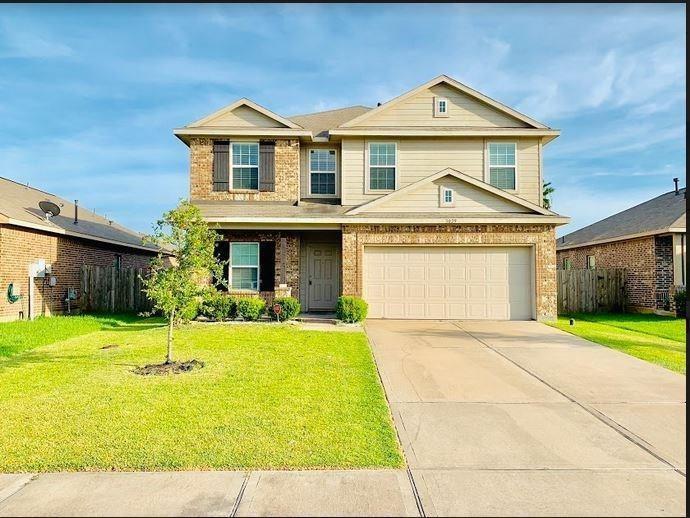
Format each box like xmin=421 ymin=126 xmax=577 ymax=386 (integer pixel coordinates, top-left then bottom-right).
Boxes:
xmin=0 ymin=19 xmax=73 ymax=58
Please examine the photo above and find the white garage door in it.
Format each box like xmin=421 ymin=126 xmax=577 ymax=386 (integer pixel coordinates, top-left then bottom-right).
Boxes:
xmin=364 ymin=246 xmax=533 ymax=320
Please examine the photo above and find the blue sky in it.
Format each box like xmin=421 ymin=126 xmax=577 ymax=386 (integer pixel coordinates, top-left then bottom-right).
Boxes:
xmin=0 ymin=3 xmax=685 ymax=236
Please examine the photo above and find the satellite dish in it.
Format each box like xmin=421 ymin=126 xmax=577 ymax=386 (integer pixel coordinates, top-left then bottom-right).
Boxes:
xmin=38 ymin=200 xmax=61 ymax=219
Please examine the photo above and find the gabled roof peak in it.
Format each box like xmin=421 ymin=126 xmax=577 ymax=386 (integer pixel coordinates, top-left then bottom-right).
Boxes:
xmin=339 ymin=74 xmax=550 ymax=130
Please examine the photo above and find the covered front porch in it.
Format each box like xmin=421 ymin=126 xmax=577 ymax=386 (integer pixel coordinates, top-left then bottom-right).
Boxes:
xmin=214 ymin=229 xmax=342 ymax=312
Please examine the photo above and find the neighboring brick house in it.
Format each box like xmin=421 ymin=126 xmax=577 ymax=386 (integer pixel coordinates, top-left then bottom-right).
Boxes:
xmin=0 ymin=177 xmax=161 ymax=321
xmin=557 ymin=186 xmax=686 ymax=312
xmin=176 ymin=75 xmax=570 ymax=320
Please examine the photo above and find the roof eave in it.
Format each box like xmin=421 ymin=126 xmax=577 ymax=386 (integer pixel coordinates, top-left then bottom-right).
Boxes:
xmin=3 ymin=217 xmax=163 ymax=254
xmin=329 ymin=128 xmax=561 ymax=137
xmin=556 ymin=228 xmax=686 ymax=251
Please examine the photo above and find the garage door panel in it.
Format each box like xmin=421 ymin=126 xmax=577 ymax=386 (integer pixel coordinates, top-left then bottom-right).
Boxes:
xmin=468 ymin=267 xmax=486 ymax=282
xmin=364 ymin=246 xmax=532 ymax=320
xmin=408 ymin=266 xmax=426 ymax=281
xmin=428 ymin=285 xmax=445 ymax=299
xmin=447 ymin=285 xmax=466 ymax=299
xmin=387 ymin=284 xmax=405 ymax=299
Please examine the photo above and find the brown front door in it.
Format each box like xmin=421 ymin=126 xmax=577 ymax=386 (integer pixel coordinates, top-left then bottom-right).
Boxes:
xmin=307 ymin=244 xmax=340 ymax=310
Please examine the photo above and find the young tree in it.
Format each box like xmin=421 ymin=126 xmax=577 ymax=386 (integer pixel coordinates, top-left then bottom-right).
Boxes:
xmin=143 ymin=200 xmax=224 ymax=364
xmin=543 ymin=181 xmax=555 ymax=210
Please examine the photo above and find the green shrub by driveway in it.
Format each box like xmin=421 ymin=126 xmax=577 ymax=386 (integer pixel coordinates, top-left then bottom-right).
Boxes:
xmin=336 ymin=296 xmax=368 ymax=323
xmin=0 ymin=318 xmax=403 ymax=472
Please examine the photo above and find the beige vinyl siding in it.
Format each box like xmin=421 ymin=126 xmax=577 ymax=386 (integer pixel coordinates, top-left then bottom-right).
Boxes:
xmin=366 ymin=176 xmax=531 ymax=213
xmin=204 ymin=105 xmax=286 ymax=128
xmin=358 ymin=84 xmax=529 ymax=128
xmin=341 ymin=137 xmax=541 ymax=206
xmin=300 ymin=144 xmax=341 ymax=199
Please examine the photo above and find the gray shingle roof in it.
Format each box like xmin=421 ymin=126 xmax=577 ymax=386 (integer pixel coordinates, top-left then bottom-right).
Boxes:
xmin=289 ymin=106 xmax=372 ymax=138
xmin=0 ymin=176 xmax=159 ymax=252
xmin=557 ymin=187 xmax=686 ymax=249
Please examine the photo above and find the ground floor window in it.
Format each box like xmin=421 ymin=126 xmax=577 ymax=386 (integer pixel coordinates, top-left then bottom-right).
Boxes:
xmin=563 ymin=257 xmax=572 ymax=270
xmin=230 ymin=242 xmax=259 ymax=290
xmin=586 ymin=255 xmax=596 ymax=269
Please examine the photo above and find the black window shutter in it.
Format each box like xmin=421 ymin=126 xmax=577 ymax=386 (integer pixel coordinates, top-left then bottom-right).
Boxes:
xmin=259 ymin=241 xmax=275 ymax=292
xmin=259 ymin=141 xmax=275 ymax=192
xmin=213 ymin=141 xmax=229 ymax=191
xmin=213 ymin=239 xmax=229 ymax=291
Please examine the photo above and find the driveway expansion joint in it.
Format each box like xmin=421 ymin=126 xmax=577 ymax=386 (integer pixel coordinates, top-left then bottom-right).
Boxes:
xmin=452 ymin=321 xmax=685 ymax=477
xmin=230 ymin=471 xmax=251 ymax=517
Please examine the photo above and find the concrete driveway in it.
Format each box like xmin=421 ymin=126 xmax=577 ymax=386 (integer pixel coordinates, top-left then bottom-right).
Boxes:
xmin=365 ymin=320 xmax=686 ymax=517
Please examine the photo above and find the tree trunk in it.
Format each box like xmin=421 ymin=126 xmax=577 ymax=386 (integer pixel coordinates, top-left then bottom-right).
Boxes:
xmin=166 ymin=308 xmax=174 ymax=364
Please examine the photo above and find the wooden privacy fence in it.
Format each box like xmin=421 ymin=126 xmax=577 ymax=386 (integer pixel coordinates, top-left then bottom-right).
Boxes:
xmin=80 ymin=265 xmax=152 ymax=313
xmin=557 ymin=268 xmax=626 ymax=314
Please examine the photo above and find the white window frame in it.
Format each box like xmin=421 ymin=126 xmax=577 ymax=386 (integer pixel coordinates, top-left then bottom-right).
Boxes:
xmin=365 ymin=141 xmax=398 ymax=193
xmin=229 ymin=242 xmax=261 ymax=291
xmin=307 ymin=148 xmax=339 ymax=198
xmin=229 ymin=141 xmax=260 ymax=192
xmin=434 ymin=96 xmax=449 ymax=118
xmin=485 ymin=141 xmax=518 ymax=192
xmin=586 ymin=255 xmax=596 ymax=269
xmin=439 ymin=185 xmax=455 ymax=208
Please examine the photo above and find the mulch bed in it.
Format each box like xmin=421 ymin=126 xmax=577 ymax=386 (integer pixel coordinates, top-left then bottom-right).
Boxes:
xmin=132 ymin=359 xmax=204 ymax=376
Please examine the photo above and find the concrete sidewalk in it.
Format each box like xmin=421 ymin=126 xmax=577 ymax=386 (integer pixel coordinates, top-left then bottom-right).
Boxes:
xmin=0 ymin=470 xmax=420 ymax=517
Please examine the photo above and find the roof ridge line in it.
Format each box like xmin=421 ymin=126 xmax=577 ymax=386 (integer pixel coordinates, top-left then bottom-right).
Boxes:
xmin=0 ymin=176 xmax=57 ymax=197
xmin=289 ymin=105 xmax=371 ymax=118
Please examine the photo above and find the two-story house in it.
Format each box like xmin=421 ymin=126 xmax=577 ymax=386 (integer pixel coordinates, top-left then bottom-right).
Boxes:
xmin=175 ymin=75 xmax=569 ymax=320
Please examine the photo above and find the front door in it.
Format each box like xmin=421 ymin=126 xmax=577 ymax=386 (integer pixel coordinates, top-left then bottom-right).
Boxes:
xmin=307 ymin=244 xmax=340 ymax=311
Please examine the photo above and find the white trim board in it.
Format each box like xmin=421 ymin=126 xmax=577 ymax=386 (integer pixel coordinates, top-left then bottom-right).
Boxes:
xmin=347 ymin=167 xmax=555 ymax=216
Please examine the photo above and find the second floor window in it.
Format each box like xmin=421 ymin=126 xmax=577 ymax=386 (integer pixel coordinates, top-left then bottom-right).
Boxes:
xmin=232 ymin=143 xmax=259 ymax=190
xmin=310 ymin=149 xmax=337 ymax=195
xmin=369 ymin=143 xmax=396 ymax=191
xmin=488 ymin=142 xmax=517 ymax=190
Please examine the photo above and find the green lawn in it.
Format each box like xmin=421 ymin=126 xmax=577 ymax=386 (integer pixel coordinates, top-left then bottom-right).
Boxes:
xmin=0 ymin=317 xmax=403 ymax=472
xmin=548 ymin=313 xmax=686 ymax=374
xmin=0 ymin=313 xmax=144 ymax=358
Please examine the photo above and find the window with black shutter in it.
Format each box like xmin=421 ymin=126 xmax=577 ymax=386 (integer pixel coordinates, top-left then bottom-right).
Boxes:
xmin=213 ymin=239 xmax=229 ymax=290
xmin=213 ymin=141 xmax=230 ymax=191
xmin=259 ymin=241 xmax=275 ymax=292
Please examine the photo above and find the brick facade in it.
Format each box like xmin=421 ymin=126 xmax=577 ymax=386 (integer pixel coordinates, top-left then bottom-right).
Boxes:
xmin=0 ymin=224 xmax=155 ymax=321
xmin=216 ymin=230 xmax=300 ymax=303
xmin=556 ymin=235 xmax=676 ymax=311
xmin=341 ymin=223 xmax=557 ymax=321
xmin=189 ymin=138 xmax=300 ymax=202
xmin=654 ymin=235 xmax=674 ymax=310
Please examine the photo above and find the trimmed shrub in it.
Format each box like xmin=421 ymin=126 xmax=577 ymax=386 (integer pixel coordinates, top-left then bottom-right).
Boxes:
xmin=336 ymin=296 xmax=368 ymax=323
xmin=199 ymin=291 xmax=237 ymax=321
xmin=268 ymin=297 xmax=301 ymax=321
xmin=673 ymin=288 xmax=686 ymax=319
xmin=237 ymin=297 xmax=266 ymax=321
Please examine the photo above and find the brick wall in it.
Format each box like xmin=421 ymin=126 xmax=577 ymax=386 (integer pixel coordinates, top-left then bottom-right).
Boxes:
xmin=556 ymin=236 xmax=656 ymax=310
xmin=342 ymin=223 xmax=557 ymax=321
xmin=189 ymin=138 xmax=300 ymax=202
xmin=216 ymin=230 xmax=300 ymax=302
xmin=654 ymin=235 xmax=674 ymax=310
xmin=0 ymin=224 xmax=155 ymax=321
